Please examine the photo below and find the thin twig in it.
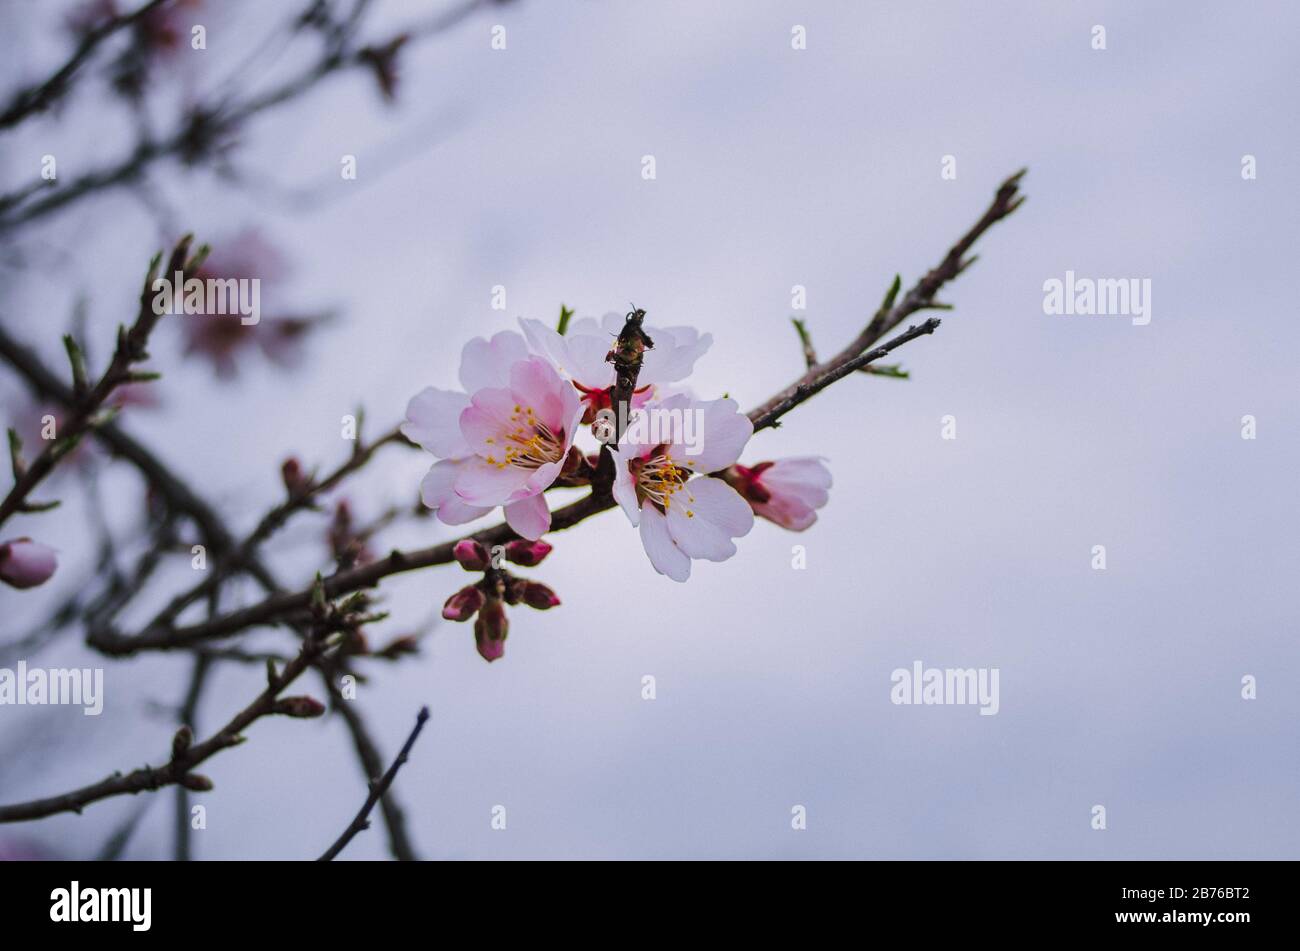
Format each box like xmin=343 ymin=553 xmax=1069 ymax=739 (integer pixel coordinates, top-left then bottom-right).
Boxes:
xmin=318 ymin=706 xmax=429 ymax=861
xmin=746 ymin=168 xmax=1026 ymax=432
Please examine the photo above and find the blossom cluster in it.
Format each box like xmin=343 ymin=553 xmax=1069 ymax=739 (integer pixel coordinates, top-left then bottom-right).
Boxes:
xmin=404 ymin=311 xmax=833 ymax=659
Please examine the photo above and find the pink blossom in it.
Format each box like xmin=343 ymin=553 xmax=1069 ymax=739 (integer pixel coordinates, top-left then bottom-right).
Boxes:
xmin=519 ymin=313 xmax=712 ymax=422
xmin=403 ymin=332 xmax=583 ymax=540
xmin=724 ymin=457 xmax=832 ymax=531
xmin=610 ymin=395 xmax=754 ymax=582
xmin=0 ymin=538 xmax=58 ymax=589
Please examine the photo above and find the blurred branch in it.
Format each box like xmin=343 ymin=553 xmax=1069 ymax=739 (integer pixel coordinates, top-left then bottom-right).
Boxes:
xmin=96 ymin=487 xmax=616 ymax=655
xmin=0 ymin=602 xmax=345 ymax=824
xmin=0 ymin=235 xmax=203 ymax=529
xmin=0 ymin=0 xmax=168 ymax=131
xmin=141 ymin=426 xmax=409 ymax=636
xmin=0 ymin=0 xmax=493 ymax=231
xmin=173 ymin=651 xmax=212 ymax=861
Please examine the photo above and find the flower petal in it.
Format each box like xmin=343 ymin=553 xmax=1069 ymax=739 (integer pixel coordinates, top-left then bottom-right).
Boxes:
xmin=638 ymin=505 xmax=691 ymax=582
xmin=458 ymin=331 xmax=529 ymax=393
xmin=509 ymin=357 xmax=569 ymax=433
xmin=610 ymin=447 xmax=642 ymax=525
xmin=639 ymin=326 xmax=713 ymax=385
xmin=452 ymin=456 xmax=534 ymax=505
xmin=419 ymin=460 xmax=492 ymax=524
xmin=402 ymin=386 xmax=471 ymax=458
xmin=671 ymin=397 xmax=752 ymax=471
xmin=664 ymin=476 xmax=753 ymax=561
xmin=504 ymin=493 xmax=551 ymax=540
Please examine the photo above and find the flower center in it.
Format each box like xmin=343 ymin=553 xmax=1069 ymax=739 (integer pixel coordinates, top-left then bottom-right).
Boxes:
xmin=484 ymin=404 xmax=565 ymax=470
xmin=633 ymin=450 xmax=696 ymax=515
xmin=573 ymin=381 xmax=651 ymax=423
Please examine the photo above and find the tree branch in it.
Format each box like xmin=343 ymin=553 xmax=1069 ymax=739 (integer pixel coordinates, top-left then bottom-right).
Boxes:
xmin=0 ymin=235 xmax=202 ymax=529
xmin=318 ymin=705 xmax=430 ymax=861
xmin=0 ymin=0 xmax=169 ymax=131
xmin=745 ymin=168 xmax=1025 ymax=432
xmin=0 ymin=626 xmax=330 ymax=823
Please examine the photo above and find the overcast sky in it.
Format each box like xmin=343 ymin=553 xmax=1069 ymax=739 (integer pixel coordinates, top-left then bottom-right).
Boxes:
xmin=1 ymin=0 xmax=1297 ymax=859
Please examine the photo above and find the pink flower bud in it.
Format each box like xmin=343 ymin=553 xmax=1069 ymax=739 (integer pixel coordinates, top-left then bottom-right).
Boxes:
xmin=517 ymin=580 xmax=560 ymax=610
xmin=442 ymin=584 xmax=485 ymax=622
xmin=0 ymin=538 xmax=58 ymax=589
xmin=281 ymin=457 xmax=309 ymax=496
xmin=452 ymin=538 xmax=490 ymax=571
xmin=503 ymin=539 xmax=552 ymax=567
xmin=473 ymin=599 xmax=508 ymax=662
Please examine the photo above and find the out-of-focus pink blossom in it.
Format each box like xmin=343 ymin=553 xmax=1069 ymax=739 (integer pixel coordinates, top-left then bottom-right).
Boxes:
xmin=723 ymin=457 xmax=832 ymax=531
xmin=0 ymin=538 xmax=58 ymax=589
xmin=137 ymin=0 xmax=205 ymax=58
xmin=403 ymin=333 xmax=584 ymax=540
xmin=519 ymin=313 xmax=711 ymax=422
xmin=179 ymin=230 xmax=318 ymax=380
xmin=0 ymin=837 xmax=55 ymax=861
xmin=610 ymin=394 xmax=754 ymax=582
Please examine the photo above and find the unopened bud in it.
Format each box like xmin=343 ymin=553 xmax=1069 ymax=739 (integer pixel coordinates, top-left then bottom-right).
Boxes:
xmin=442 ymin=584 xmax=485 ymax=621
xmin=517 ymin=580 xmax=560 ymax=610
xmin=452 ymin=538 xmax=490 ymax=571
xmin=503 ymin=539 xmax=552 ymax=567
xmin=473 ymin=599 xmax=508 ymax=662
xmin=273 ymin=696 xmax=327 ymax=718
xmin=172 ymin=725 xmax=193 ymax=759
xmin=281 ymin=457 xmax=310 ymax=496
xmin=0 ymin=537 xmax=58 ymax=589
xmin=180 ymin=773 xmax=214 ymax=792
